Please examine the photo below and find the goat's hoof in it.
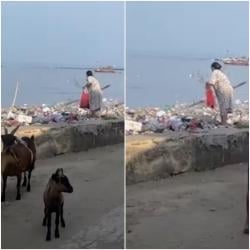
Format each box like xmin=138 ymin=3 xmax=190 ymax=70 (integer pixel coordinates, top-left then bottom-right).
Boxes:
xmin=16 ymin=195 xmax=21 ymax=200
xmin=22 ymin=182 xmax=27 ymax=187
xmin=46 ymin=236 xmax=51 ymax=241
xmin=55 ymin=231 xmax=60 ymax=238
xmin=243 ymin=228 xmax=249 ymax=234
xmin=27 ymin=186 xmax=31 ymax=192
xmin=1 ymin=197 xmax=5 ymax=202
xmin=61 ymin=221 xmax=66 ymax=228
xmin=42 ymin=221 xmax=46 ymax=226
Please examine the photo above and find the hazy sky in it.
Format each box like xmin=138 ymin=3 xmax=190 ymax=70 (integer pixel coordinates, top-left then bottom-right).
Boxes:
xmin=127 ymin=1 xmax=249 ymax=58
xmin=2 ymin=2 xmax=124 ymax=67
xmin=2 ymin=1 xmax=249 ymax=67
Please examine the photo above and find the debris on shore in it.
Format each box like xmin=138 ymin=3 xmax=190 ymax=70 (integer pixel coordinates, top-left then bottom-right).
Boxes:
xmin=126 ymin=100 xmax=249 ymax=135
xmin=1 ymin=99 xmax=124 ymax=127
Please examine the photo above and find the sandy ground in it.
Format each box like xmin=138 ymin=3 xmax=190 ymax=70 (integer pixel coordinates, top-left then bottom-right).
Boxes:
xmin=1 ymin=144 xmax=124 ymax=249
xmin=127 ymin=163 xmax=249 ymax=249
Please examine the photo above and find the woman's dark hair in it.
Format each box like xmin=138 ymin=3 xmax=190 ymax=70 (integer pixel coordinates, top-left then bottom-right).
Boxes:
xmin=86 ymin=70 xmax=93 ymax=77
xmin=211 ymin=62 xmax=222 ymax=70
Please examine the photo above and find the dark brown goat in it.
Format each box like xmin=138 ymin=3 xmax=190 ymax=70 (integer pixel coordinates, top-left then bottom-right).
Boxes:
xmin=1 ymin=125 xmax=36 ymax=202
xmin=43 ymin=168 xmax=73 ymax=241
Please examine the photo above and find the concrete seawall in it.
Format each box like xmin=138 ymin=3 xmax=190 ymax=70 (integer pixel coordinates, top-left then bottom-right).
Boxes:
xmin=15 ymin=120 xmax=124 ymax=159
xmin=126 ymin=128 xmax=249 ymax=184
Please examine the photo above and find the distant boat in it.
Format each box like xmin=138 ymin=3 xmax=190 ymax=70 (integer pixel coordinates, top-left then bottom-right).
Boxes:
xmin=94 ymin=66 xmax=115 ymax=73
xmin=222 ymin=57 xmax=249 ymax=66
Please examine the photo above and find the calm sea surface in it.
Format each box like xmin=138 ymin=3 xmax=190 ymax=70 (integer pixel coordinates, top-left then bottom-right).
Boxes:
xmin=1 ymin=65 xmax=124 ymax=108
xmin=1 ymin=57 xmax=248 ymax=108
xmin=127 ymin=55 xmax=249 ymax=108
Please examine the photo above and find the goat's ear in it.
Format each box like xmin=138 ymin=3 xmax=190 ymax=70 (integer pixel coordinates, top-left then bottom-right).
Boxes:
xmin=55 ymin=168 xmax=63 ymax=176
xmin=51 ymin=173 xmax=58 ymax=182
xmin=10 ymin=124 xmax=20 ymax=135
xmin=30 ymin=135 xmax=34 ymax=141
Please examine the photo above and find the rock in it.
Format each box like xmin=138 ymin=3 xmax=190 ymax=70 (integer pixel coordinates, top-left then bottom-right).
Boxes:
xmin=15 ymin=114 xmax=33 ymax=124
xmin=126 ymin=120 xmax=142 ymax=133
xmin=209 ymin=208 xmax=216 ymax=212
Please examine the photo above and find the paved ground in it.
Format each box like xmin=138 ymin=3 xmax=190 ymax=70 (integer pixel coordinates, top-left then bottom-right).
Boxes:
xmin=1 ymin=144 xmax=124 ymax=249
xmin=127 ymin=163 xmax=249 ymax=249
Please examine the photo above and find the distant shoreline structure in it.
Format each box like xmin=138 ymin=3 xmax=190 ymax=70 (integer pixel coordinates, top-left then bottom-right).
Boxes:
xmin=94 ymin=66 xmax=116 ymax=73
xmin=56 ymin=66 xmax=124 ymax=71
xmin=1 ymin=64 xmax=124 ymax=71
xmin=216 ymin=57 xmax=249 ymax=66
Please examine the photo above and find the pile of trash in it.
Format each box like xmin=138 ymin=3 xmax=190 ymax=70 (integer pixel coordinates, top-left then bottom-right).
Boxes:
xmin=126 ymin=100 xmax=249 ymax=135
xmin=1 ymin=98 xmax=124 ymax=127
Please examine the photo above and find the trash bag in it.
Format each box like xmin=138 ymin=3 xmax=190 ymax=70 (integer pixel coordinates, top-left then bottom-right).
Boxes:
xmin=80 ymin=88 xmax=89 ymax=109
xmin=206 ymin=87 xmax=215 ymax=109
xmin=167 ymin=116 xmax=184 ymax=131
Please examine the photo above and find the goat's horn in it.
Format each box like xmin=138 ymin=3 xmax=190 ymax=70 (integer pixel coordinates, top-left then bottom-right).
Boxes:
xmin=10 ymin=124 xmax=20 ymax=135
xmin=55 ymin=168 xmax=63 ymax=176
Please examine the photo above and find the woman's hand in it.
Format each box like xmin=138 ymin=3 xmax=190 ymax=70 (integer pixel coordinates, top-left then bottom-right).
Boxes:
xmin=206 ymin=82 xmax=212 ymax=89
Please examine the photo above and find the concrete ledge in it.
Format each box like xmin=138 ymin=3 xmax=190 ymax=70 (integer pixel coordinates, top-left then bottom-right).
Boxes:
xmin=126 ymin=128 xmax=249 ymax=184
xmin=15 ymin=120 xmax=124 ymax=159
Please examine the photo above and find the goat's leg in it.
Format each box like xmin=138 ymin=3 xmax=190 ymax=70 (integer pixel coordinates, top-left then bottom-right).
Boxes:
xmin=42 ymin=208 xmax=47 ymax=226
xmin=55 ymin=210 xmax=60 ymax=238
xmin=60 ymin=203 xmax=66 ymax=227
xmin=1 ymin=176 xmax=7 ymax=202
xmin=27 ymin=169 xmax=32 ymax=192
xmin=46 ymin=212 xmax=51 ymax=241
xmin=22 ymin=172 xmax=27 ymax=187
xmin=16 ymin=175 xmax=22 ymax=200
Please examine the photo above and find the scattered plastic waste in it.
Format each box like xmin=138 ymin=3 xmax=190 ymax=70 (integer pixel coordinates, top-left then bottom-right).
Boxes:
xmin=126 ymin=100 xmax=249 ymax=135
xmin=1 ymin=99 xmax=124 ymax=127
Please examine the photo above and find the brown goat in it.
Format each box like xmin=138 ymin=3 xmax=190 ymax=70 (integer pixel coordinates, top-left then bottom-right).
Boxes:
xmin=42 ymin=168 xmax=73 ymax=241
xmin=19 ymin=136 xmax=36 ymax=190
xmin=2 ymin=125 xmax=36 ymax=188
xmin=1 ymin=125 xmax=36 ymax=202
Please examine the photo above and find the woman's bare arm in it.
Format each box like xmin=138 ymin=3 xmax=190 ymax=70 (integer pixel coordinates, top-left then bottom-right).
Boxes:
xmin=206 ymin=81 xmax=215 ymax=89
xmin=83 ymin=82 xmax=91 ymax=89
